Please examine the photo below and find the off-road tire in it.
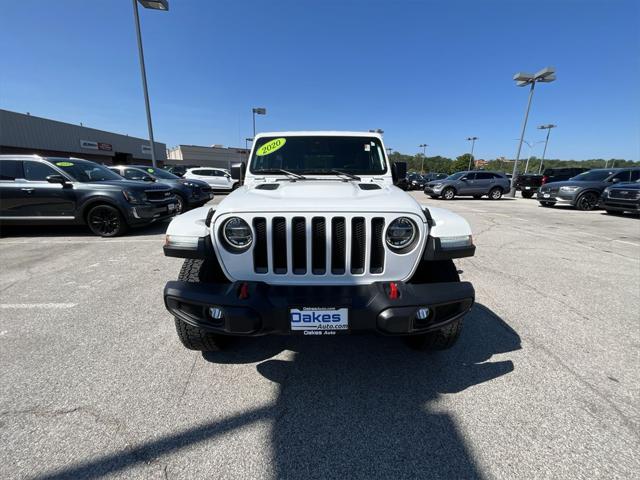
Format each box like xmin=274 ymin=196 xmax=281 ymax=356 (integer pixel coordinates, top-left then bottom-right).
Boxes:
xmin=442 ymin=187 xmax=455 ymax=200
xmin=488 ymin=187 xmax=503 ymax=200
xmin=405 ymin=317 xmax=464 ymax=351
xmin=521 ymin=191 xmax=534 ymax=199
xmin=173 ymin=258 xmax=229 ymax=351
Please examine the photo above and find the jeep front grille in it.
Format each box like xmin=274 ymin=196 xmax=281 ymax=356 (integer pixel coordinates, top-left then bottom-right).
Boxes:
xmin=249 ymin=215 xmax=385 ymax=276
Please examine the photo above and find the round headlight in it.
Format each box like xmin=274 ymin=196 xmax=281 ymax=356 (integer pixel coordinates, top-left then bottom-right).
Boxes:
xmin=386 ymin=217 xmax=417 ymax=250
xmin=222 ymin=217 xmax=252 ymax=250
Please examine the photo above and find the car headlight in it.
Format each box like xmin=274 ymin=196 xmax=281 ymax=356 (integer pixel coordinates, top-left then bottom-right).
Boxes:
xmin=386 ymin=217 xmax=417 ymax=250
xmin=432 ymin=183 xmax=443 ymax=188
xmin=122 ymin=190 xmax=147 ymax=204
xmin=560 ymin=186 xmax=580 ymax=193
xmin=221 ymin=217 xmax=252 ymax=251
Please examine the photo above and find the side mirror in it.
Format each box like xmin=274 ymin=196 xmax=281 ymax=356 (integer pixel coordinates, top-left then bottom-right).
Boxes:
xmin=611 ymin=178 xmax=620 ymax=183
xmin=460 ymin=177 xmax=468 ymax=181
xmin=231 ymin=162 xmax=246 ymax=185
xmin=46 ymin=174 xmax=68 ymax=185
xmin=391 ymin=161 xmax=407 ymax=185
xmin=143 ymin=176 xmax=155 ymax=182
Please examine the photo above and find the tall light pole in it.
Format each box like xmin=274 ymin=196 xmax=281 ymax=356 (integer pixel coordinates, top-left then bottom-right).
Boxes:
xmin=537 ymin=124 xmax=556 ymax=173
xmin=252 ymin=108 xmax=267 ymax=138
xmin=466 ymin=137 xmax=478 ymax=170
xmin=132 ymin=0 xmax=168 ymax=168
xmin=507 ymin=67 xmax=556 ymax=196
xmin=418 ymin=143 xmax=428 ymax=173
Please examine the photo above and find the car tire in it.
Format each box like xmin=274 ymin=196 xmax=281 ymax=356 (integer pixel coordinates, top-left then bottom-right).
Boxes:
xmin=86 ymin=204 xmax=127 ymax=237
xmin=575 ymin=192 xmax=598 ymax=211
xmin=442 ymin=187 xmax=455 ymax=200
xmin=521 ymin=191 xmax=534 ymax=199
xmin=488 ymin=187 xmax=503 ymax=200
xmin=173 ymin=259 xmax=229 ymax=351
xmin=174 ymin=194 xmax=186 ymax=215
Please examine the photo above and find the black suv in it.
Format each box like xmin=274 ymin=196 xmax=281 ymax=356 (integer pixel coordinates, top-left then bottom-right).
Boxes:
xmin=537 ymin=168 xmax=640 ymax=210
xmin=0 ymin=155 xmax=177 ymax=236
xmin=109 ymin=165 xmax=213 ymax=214
xmin=600 ymin=180 xmax=640 ymax=215
xmin=541 ymin=167 xmax=589 ymax=186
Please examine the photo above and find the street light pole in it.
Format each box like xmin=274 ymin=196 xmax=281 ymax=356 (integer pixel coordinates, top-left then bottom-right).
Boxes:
xmin=466 ymin=137 xmax=478 ymax=170
xmin=537 ymin=124 xmax=556 ymax=174
xmin=252 ymin=107 xmax=267 ymax=138
xmin=418 ymin=144 xmax=428 ymax=173
xmin=508 ymin=67 xmax=556 ymax=196
xmin=132 ymin=0 xmax=168 ymax=167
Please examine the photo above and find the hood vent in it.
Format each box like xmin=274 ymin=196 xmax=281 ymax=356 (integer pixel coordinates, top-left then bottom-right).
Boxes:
xmin=358 ymin=183 xmax=381 ymax=190
xmin=255 ymin=183 xmax=280 ymax=191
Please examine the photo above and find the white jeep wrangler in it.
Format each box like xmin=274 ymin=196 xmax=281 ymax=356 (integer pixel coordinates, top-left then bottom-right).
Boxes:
xmin=163 ymin=132 xmax=475 ymax=351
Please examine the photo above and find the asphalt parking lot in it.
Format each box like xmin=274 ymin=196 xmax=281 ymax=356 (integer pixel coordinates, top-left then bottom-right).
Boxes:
xmin=1 ymin=193 xmax=638 ymax=479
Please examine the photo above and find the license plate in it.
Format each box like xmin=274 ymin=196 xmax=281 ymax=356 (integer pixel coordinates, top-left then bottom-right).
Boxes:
xmin=543 ymin=194 xmax=550 ymax=198
xmin=167 ymin=203 xmax=176 ymax=211
xmin=525 ymin=186 xmax=531 ymax=190
xmin=290 ymin=307 xmax=349 ymax=335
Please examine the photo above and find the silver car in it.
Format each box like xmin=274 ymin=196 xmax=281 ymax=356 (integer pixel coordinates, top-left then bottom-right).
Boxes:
xmin=424 ymin=171 xmax=511 ymax=200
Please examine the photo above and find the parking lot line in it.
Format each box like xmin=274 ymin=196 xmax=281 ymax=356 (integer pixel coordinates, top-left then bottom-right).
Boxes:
xmin=613 ymin=239 xmax=640 ymax=247
xmin=0 ymin=303 xmax=77 ymax=309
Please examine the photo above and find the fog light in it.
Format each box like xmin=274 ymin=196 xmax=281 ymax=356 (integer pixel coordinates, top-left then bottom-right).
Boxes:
xmin=415 ymin=307 xmax=430 ymax=320
xmin=209 ymin=307 xmax=224 ymax=320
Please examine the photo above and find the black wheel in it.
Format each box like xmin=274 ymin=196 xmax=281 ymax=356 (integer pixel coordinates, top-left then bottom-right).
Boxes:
xmin=442 ymin=187 xmax=455 ymax=200
xmin=488 ymin=187 xmax=503 ymax=200
xmin=404 ymin=317 xmax=464 ymax=351
xmin=473 ymin=195 xmax=482 ymax=199
xmin=575 ymin=192 xmax=598 ymax=211
xmin=173 ymin=259 xmax=229 ymax=351
xmin=404 ymin=259 xmax=464 ymax=351
xmin=174 ymin=194 xmax=186 ymax=214
xmin=521 ymin=191 xmax=534 ymax=199
xmin=540 ymin=201 xmax=554 ymax=208
xmin=86 ymin=204 xmax=127 ymax=237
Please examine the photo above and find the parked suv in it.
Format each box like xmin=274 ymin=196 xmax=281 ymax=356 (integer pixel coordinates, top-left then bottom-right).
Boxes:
xmin=541 ymin=167 xmax=589 ymax=186
xmin=424 ymin=171 xmax=511 ymax=200
xmin=162 ymin=131 xmax=476 ymax=352
xmin=183 ymin=167 xmax=239 ymax=191
xmin=600 ymin=179 xmax=640 ymax=215
xmin=537 ymin=168 xmax=640 ymax=210
xmin=109 ymin=165 xmax=213 ymax=214
xmin=0 ymin=155 xmax=177 ymax=236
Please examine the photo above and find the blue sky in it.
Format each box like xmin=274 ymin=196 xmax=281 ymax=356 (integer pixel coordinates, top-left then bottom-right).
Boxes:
xmin=1 ymin=0 xmax=638 ymax=160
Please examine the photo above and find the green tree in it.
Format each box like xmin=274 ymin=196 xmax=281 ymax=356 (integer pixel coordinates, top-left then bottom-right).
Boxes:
xmin=451 ymin=154 xmax=473 ymax=173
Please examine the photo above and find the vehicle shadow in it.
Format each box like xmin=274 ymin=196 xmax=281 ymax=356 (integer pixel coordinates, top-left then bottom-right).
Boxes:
xmin=34 ymin=304 xmax=519 ymax=479
xmin=0 ymin=220 xmax=171 ymax=238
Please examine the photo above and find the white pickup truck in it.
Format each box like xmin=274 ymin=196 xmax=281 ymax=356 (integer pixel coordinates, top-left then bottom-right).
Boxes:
xmin=163 ymin=131 xmax=475 ymax=351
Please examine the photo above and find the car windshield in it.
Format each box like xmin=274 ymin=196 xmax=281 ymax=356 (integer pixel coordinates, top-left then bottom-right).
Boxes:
xmin=135 ymin=166 xmax=179 ymax=179
xmin=53 ymin=160 xmax=123 ymax=182
xmin=570 ymin=170 xmax=614 ymax=182
xmin=249 ymin=136 xmax=387 ymax=175
xmin=446 ymin=172 xmax=466 ymax=180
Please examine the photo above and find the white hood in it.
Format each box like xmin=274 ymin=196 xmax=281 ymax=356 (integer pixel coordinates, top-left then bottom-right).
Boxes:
xmin=216 ymin=181 xmax=425 ymax=216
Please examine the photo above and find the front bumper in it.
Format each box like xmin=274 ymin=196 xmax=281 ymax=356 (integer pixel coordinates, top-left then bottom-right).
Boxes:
xmin=187 ymin=190 xmax=214 ymax=207
xmin=536 ymin=191 xmax=576 ymax=205
xmin=424 ymin=187 xmax=443 ymax=195
xmin=164 ymin=280 xmax=474 ymax=336
xmin=127 ymin=199 xmax=178 ymax=224
xmin=599 ymin=198 xmax=640 ymax=213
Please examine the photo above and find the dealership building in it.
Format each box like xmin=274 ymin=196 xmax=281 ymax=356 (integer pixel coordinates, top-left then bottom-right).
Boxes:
xmin=0 ymin=109 xmax=166 ymax=165
xmin=166 ymin=144 xmax=249 ymax=170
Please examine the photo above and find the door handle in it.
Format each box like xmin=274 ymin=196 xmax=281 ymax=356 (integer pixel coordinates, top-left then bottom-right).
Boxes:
xmin=21 ymin=188 xmax=35 ymax=193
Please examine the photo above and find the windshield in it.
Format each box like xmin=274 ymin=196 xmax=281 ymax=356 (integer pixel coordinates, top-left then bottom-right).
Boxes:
xmin=136 ymin=166 xmax=179 ymax=179
xmin=570 ymin=170 xmax=614 ymax=182
xmin=249 ymin=136 xmax=387 ymax=175
xmin=54 ymin=160 xmax=123 ymax=182
xmin=446 ymin=172 xmax=467 ymax=180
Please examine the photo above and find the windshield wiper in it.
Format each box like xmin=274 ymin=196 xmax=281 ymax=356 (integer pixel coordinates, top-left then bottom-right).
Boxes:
xmin=253 ymin=169 xmax=307 ymax=181
xmin=330 ymin=169 xmax=361 ymax=181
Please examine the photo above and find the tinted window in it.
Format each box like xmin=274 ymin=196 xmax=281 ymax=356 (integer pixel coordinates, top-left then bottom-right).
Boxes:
xmin=24 ymin=161 xmax=58 ymax=181
xmin=571 ymin=170 xmax=616 ymax=182
xmin=124 ymin=168 xmax=148 ymax=180
xmin=447 ymin=172 xmax=467 ymax=180
xmin=54 ymin=160 xmax=123 ymax=182
xmin=631 ymin=170 xmax=640 ymax=181
xmin=0 ymin=160 xmax=23 ymax=180
xmin=463 ymin=173 xmax=476 ymax=180
xmin=191 ymin=169 xmax=206 ymax=175
xmin=133 ymin=166 xmax=178 ymax=179
xmin=476 ymin=172 xmax=493 ymax=180
xmin=610 ymin=170 xmax=631 ymax=182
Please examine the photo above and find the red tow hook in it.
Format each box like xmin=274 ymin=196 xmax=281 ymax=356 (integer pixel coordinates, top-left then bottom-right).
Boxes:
xmin=238 ymin=282 xmax=250 ymax=300
xmin=388 ymin=282 xmax=399 ymax=300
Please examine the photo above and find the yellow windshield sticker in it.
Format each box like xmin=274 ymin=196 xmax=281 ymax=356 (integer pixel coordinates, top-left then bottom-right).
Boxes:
xmin=147 ymin=168 xmax=155 ymax=173
xmin=56 ymin=161 xmax=74 ymax=167
xmin=256 ymin=138 xmax=286 ymax=156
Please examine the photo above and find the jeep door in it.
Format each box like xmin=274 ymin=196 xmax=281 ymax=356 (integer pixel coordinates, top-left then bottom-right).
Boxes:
xmin=17 ymin=161 xmax=77 ymax=218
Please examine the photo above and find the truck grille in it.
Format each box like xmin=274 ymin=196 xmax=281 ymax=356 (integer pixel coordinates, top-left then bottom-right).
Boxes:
xmin=609 ymin=189 xmax=639 ymax=200
xmin=249 ymin=215 xmax=386 ymax=276
xmin=145 ymin=188 xmax=173 ymax=201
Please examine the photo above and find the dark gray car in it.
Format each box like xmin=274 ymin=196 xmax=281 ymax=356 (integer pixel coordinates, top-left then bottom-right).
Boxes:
xmin=424 ymin=171 xmax=511 ymax=200
xmin=537 ymin=168 xmax=640 ymax=210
